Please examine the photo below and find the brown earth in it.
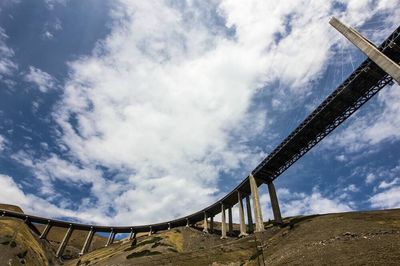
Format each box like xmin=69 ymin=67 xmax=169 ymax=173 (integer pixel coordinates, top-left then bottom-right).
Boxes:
xmin=0 ymin=204 xmax=107 ymax=265
xmin=69 ymin=208 xmax=400 ymax=266
xmin=0 ymin=204 xmax=399 ymax=265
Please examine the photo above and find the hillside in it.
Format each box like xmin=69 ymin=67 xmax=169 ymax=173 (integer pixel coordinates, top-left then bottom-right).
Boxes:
xmin=1 ymin=205 xmax=400 ymax=265
xmin=68 ymin=209 xmax=400 ymax=265
xmin=0 ymin=204 xmax=107 ymax=265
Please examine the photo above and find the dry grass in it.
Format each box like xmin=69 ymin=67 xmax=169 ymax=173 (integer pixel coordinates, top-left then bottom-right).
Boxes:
xmin=0 ymin=218 xmax=50 ymax=265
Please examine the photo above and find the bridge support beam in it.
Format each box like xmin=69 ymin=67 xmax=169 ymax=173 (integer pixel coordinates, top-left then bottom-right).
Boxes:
xmin=220 ymin=203 xmax=227 ymax=239
xmin=210 ymin=215 xmax=214 ymax=233
xmin=268 ymin=181 xmax=283 ymax=225
xmin=105 ymin=230 xmax=116 ymax=246
xmin=249 ymin=174 xmax=264 ymax=232
xmin=80 ymin=227 xmax=95 ymax=256
xmin=237 ymin=191 xmax=248 ymax=237
xmin=228 ymin=207 xmax=233 ymax=236
xmin=39 ymin=221 xmax=52 ymax=239
xmin=203 ymin=212 xmax=209 ymax=233
xmin=186 ymin=218 xmax=190 ymax=227
xmin=129 ymin=228 xmax=136 ymax=240
xmin=245 ymin=195 xmax=253 ymax=233
xmin=56 ymin=225 xmax=73 ymax=258
xmin=330 ymin=17 xmax=400 ymax=84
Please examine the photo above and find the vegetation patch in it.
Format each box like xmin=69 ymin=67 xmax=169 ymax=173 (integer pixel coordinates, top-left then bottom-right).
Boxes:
xmin=126 ymin=250 xmax=161 ymax=259
xmin=151 ymin=241 xmax=172 ymax=248
xmin=249 ymin=249 xmax=263 ymax=261
xmin=135 ymin=236 xmax=162 ymax=248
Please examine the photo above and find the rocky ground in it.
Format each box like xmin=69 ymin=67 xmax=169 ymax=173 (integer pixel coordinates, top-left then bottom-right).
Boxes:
xmin=0 ymin=204 xmax=400 ymax=265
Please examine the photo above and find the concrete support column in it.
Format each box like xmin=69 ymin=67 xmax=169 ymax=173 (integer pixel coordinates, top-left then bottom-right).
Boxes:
xmin=237 ymin=191 xmax=248 ymax=237
xmin=56 ymin=225 xmax=73 ymax=258
xmin=39 ymin=221 xmax=52 ymax=239
xmin=268 ymin=181 xmax=283 ymax=225
xmin=210 ymin=215 xmax=214 ymax=233
xmin=245 ymin=195 xmax=254 ymax=233
xmin=221 ymin=203 xmax=227 ymax=239
xmin=228 ymin=207 xmax=233 ymax=236
xmin=249 ymin=174 xmax=264 ymax=232
xmin=330 ymin=17 xmax=400 ymax=84
xmin=129 ymin=228 xmax=136 ymax=240
xmin=80 ymin=227 xmax=95 ymax=255
xmin=105 ymin=229 xmax=115 ymax=247
xmin=203 ymin=212 xmax=209 ymax=233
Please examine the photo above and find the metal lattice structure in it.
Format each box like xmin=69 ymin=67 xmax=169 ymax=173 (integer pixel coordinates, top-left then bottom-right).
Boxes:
xmin=253 ymin=26 xmax=400 ymax=181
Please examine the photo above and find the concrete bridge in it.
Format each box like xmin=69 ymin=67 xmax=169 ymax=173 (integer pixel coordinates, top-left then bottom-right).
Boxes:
xmin=1 ymin=18 xmax=400 ymax=259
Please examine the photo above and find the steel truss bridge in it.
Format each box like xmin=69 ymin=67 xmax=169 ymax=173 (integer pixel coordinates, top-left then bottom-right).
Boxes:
xmin=1 ymin=19 xmax=400 ymax=258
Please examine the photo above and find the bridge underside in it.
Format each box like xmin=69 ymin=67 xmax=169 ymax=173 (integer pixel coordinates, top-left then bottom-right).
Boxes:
xmin=253 ymin=25 xmax=400 ymax=181
xmin=1 ymin=21 xmax=399 ymax=258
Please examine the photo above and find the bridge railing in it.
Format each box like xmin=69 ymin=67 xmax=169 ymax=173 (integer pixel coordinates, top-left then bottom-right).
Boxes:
xmin=1 ymin=21 xmax=399 ymax=259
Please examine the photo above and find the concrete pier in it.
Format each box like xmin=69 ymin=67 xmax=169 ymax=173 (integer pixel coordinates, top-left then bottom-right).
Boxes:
xmin=210 ymin=215 xmax=214 ymax=233
xmin=268 ymin=181 xmax=283 ymax=225
xmin=249 ymin=174 xmax=264 ymax=232
xmin=56 ymin=225 xmax=73 ymax=258
xmin=203 ymin=212 xmax=209 ymax=233
xmin=221 ymin=203 xmax=227 ymax=239
xmin=129 ymin=228 xmax=136 ymax=240
xmin=39 ymin=221 xmax=52 ymax=239
xmin=245 ymin=195 xmax=254 ymax=233
xmin=80 ymin=227 xmax=95 ymax=255
xmin=105 ymin=230 xmax=116 ymax=246
xmin=228 ymin=207 xmax=233 ymax=236
xmin=330 ymin=17 xmax=400 ymax=84
xmin=237 ymin=191 xmax=248 ymax=237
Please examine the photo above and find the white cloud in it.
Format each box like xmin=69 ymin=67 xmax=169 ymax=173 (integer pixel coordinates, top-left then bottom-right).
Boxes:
xmin=44 ymin=0 xmax=67 ymax=10
xmin=0 ymin=135 xmax=6 ymax=152
xmin=0 ymin=174 xmax=113 ymax=224
xmin=335 ymin=154 xmax=346 ymax=162
xmin=7 ymin=0 xmax=398 ymax=225
xmin=279 ymin=187 xmax=353 ymax=217
xmin=259 ymin=186 xmax=353 ymax=219
xmin=344 ymin=184 xmax=359 ymax=192
xmin=326 ymin=84 xmax=400 ymax=153
xmin=378 ymin=177 xmax=399 ymax=189
xmin=24 ymin=66 xmax=56 ymax=92
xmin=369 ymin=185 xmax=400 ymax=209
xmin=366 ymin=173 xmax=377 ymax=184
xmin=0 ymin=27 xmax=17 ymax=78
xmin=42 ymin=18 xmax=62 ymax=40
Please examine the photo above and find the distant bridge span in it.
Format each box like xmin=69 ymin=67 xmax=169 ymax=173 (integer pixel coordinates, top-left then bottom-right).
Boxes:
xmin=1 ymin=18 xmax=400 ymax=258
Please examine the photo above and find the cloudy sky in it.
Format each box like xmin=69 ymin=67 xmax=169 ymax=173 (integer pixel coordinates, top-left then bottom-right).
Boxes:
xmin=0 ymin=0 xmax=399 ymax=226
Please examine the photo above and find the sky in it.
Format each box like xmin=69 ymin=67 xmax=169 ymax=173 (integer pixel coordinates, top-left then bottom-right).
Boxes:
xmin=0 ymin=0 xmax=400 ymax=227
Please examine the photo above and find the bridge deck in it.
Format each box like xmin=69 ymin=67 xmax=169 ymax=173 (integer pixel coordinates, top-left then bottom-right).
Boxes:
xmin=1 ymin=25 xmax=399 ymax=234
xmin=253 ymin=25 xmax=400 ymax=181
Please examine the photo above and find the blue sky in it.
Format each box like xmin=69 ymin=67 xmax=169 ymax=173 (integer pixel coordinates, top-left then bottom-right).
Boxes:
xmin=0 ymin=0 xmax=399 ymax=226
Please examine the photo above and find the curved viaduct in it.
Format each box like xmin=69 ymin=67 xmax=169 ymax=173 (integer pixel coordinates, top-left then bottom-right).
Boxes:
xmin=1 ymin=18 xmax=400 ymax=258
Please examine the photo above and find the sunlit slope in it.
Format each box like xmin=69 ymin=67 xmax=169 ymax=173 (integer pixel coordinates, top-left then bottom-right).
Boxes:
xmin=0 ymin=204 xmax=107 ymax=265
xmin=1 ymin=203 xmax=399 ymax=265
xmin=69 ymin=209 xmax=400 ymax=266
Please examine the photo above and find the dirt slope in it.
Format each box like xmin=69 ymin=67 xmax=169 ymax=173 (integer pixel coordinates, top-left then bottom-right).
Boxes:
xmin=68 ymin=208 xmax=400 ymax=266
xmin=0 ymin=204 xmax=107 ymax=265
xmin=1 ymin=205 xmax=400 ymax=265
